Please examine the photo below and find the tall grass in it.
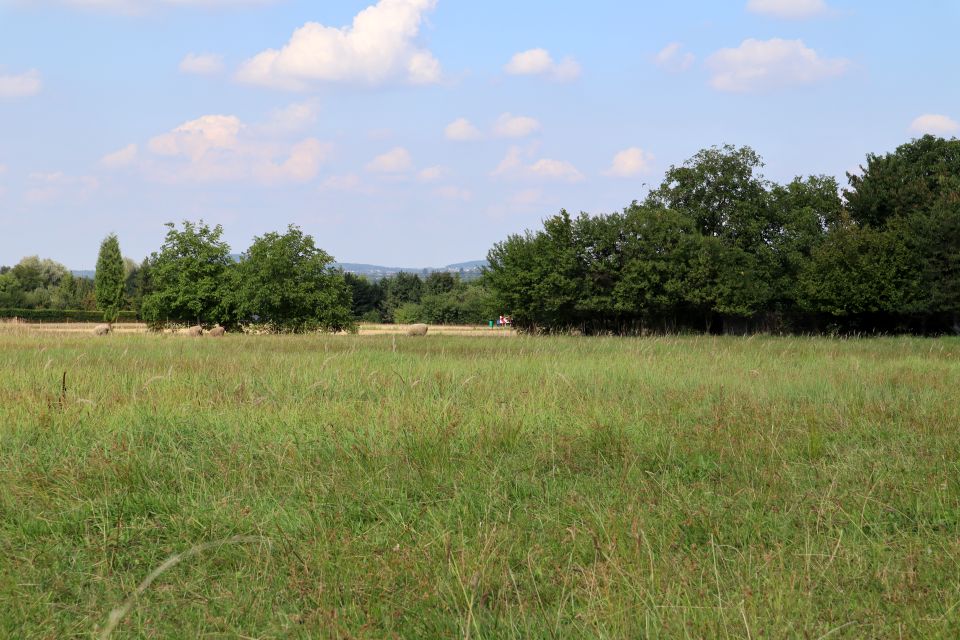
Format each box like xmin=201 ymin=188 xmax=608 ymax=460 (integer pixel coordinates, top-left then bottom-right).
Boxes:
xmin=1 ymin=331 xmax=959 ymax=637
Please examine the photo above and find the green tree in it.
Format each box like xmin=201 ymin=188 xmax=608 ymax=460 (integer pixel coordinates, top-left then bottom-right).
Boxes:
xmin=141 ymin=221 xmax=234 ymax=327
xmin=234 ymin=225 xmax=354 ymax=333
xmin=94 ymin=234 xmax=125 ymax=322
xmin=845 ymin=135 xmax=960 ymax=229
xmin=344 ymin=273 xmax=385 ymax=320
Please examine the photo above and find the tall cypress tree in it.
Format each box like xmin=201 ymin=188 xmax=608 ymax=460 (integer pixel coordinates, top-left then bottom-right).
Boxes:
xmin=95 ymin=234 xmax=125 ymax=322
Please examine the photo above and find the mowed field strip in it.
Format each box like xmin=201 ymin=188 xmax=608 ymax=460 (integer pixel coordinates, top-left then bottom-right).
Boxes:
xmin=0 ymin=322 xmax=517 ymax=337
xmin=2 ymin=332 xmax=959 ymax=637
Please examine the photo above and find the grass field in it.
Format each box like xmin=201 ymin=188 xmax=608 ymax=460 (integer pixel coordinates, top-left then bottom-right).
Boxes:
xmin=2 ymin=330 xmax=959 ymax=638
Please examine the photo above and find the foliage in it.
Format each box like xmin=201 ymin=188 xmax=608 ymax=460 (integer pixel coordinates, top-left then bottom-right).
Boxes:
xmin=488 ymin=139 xmax=960 ymax=334
xmin=140 ymin=221 xmax=235 ymax=327
xmin=0 ymin=308 xmax=139 ymax=322
xmin=392 ymin=301 xmax=425 ymax=324
xmin=94 ymin=234 xmax=125 ymax=323
xmin=233 ymin=225 xmax=354 ymax=333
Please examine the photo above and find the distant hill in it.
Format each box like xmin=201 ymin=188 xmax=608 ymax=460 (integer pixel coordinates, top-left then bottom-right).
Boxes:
xmin=335 ymin=260 xmax=487 ymax=281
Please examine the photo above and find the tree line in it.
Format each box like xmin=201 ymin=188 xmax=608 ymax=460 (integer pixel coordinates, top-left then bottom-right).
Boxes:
xmin=4 ymin=134 xmax=956 ymax=335
xmin=1 ymin=222 xmax=497 ymax=332
xmin=485 ymin=136 xmax=960 ymax=335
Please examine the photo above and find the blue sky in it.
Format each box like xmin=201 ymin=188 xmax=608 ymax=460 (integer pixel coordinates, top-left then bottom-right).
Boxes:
xmin=1 ymin=0 xmax=958 ymax=269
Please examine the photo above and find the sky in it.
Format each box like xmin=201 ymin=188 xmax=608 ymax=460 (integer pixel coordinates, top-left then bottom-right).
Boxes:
xmin=1 ymin=0 xmax=958 ymax=269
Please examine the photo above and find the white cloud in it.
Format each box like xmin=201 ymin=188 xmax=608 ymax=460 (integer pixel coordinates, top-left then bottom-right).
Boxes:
xmin=444 ymin=117 xmax=481 ymax=141
xmin=236 ymin=0 xmax=441 ymax=89
xmin=433 ymin=186 xmax=471 ymax=201
xmin=493 ymin=113 xmax=541 ymax=139
xmin=139 ymin=112 xmax=331 ymax=184
xmin=504 ymin=48 xmax=581 ymax=82
xmin=100 ymin=143 xmax=139 ymax=169
xmin=746 ymin=0 xmax=829 ymax=19
xmin=417 ymin=165 xmax=447 ymax=182
xmin=706 ymin=38 xmax=849 ymax=93
xmin=909 ymin=114 xmax=960 ymax=136
xmin=604 ymin=147 xmax=655 ymax=177
xmin=259 ymin=100 xmax=320 ymax=134
xmin=655 ymin=43 xmax=695 ymax=72
xmin=366 ymin=147 xmax=413 ymax=173
xmin=148 ymin=114 xmax=242 ymax=159
xmin=529 ymin=159 xmax=584 ymax=183
xmin=0 ymin=69 xmax=42 ymax=98
xmin=0 ymin=164 xmax=7 ymax=174
xmin=24 ymin=171 xmax=99 ymax=205
xmin=491 ymin=146 xmax=583 ymax=183
xmin=179 ymin=52 xmax=224 ymax=75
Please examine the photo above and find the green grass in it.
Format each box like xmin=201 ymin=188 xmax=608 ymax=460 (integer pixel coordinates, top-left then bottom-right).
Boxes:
xmin=2 ymin=331 xmax=959 ymax=638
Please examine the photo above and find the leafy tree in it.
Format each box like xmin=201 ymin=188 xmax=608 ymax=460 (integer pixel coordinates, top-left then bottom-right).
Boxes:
xmin=421 ymin=280 xmax=497 ymax=325
xmin=423 ymin=272 xmax=457 ymax=296
xmin=344 ymin=273 xmax=385 ymax=320
xmin=798 ymin=220 xmax=922 ymax=318
xmin=234 ymin=225 xmax=354 ymax=333
xmin=94 ymin=234 xmax=125 ymax=322
xmin=612 ymin=204 xmax=702 ymax=327
xmin=845 ymin=135 xmax=960 ymax=228
xmin=141 ymin=221 xmax=234 ymax=326
xmin=381 ymin=272 xmax=423 ymax=322
xmin=392 ymin=302 xmax=424 ymax=324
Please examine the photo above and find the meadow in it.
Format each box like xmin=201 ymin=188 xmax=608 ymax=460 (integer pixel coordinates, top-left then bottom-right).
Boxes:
xmin=1 ymin=328 xmax=959 ymax=638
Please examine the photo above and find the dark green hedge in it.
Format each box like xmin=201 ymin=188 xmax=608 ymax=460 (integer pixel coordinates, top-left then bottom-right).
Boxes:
xmin=0 ymin=309 xmax=140 ymax=323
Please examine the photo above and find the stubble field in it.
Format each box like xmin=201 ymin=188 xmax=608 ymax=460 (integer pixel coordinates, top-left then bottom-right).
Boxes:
xmin=1 ymin=328 xmax=959 ymax=638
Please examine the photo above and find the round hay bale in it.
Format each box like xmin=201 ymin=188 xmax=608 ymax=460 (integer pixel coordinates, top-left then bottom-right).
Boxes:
xmin=406 ymin=323 xmax=428 ymax=337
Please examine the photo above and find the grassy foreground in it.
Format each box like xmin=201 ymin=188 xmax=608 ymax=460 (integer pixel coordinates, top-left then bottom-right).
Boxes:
xmin=1 ymin=331 xmax=959 ymax=638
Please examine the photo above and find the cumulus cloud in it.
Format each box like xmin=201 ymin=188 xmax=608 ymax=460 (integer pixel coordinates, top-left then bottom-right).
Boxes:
xmin=236 ymin=0 xmax=441 ymax=89
xmin=504 ymin=48 xmax=580 ymax=82
xmin=0 ymin=69 xmax=42 ymax=98
xmin=100 ymin=143 xmax=139 ymax=169
xmin=604 ymin=147 xmax=655 ymax=177
xmin=491 ymin=146 xmax=583 ymax=183
xmin=655 ymin=43 xmax=695 ymax=72
xmin=179 ymin=53 xmax=224 ymax=75
xmin=133 ymin=111 xmax=331 ymax=184
xmin=444 ymin=117 xmax=481 ymax=141
xmin=746 ymin=0 xmax=829 ymax=19
xmin=258 ymin=100 xmax=320 ymax=134
xmin=493 ymin=113 xmax=541 ymax=139
xmin=909 ymin=114 xmax=960 ymax=136
xmin=366 ymin=147 xmax=413 ymax=173
xmin=706 ymin=38 xmax=849 ymax=92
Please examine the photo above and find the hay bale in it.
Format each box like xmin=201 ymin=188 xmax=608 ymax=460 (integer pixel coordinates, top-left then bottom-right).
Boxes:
xmin=93 ymin=323 xmax=112 ymax=336
xmin=206 ymin=325 xmax=226 ymax=337
xmin=406 ymin=323 xmax=428 ymax=337
xmin=179 ymin=325 xmax=203 ymax=337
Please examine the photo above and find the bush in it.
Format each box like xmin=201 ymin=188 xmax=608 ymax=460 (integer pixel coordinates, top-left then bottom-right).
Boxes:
xmin=360 ymin=309 xmax=383 ymax=324
xmin=393 ymin=302 xmax=424 ymax=324
xmin=0 ymin=308 xmax=139 ymax=323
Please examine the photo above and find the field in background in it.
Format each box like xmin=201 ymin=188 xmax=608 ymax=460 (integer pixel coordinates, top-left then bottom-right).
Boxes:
xmin=2 ymin=332 xmax=959 ymax=637
xmin=0 ymin=321 xmax=516 ymax=337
